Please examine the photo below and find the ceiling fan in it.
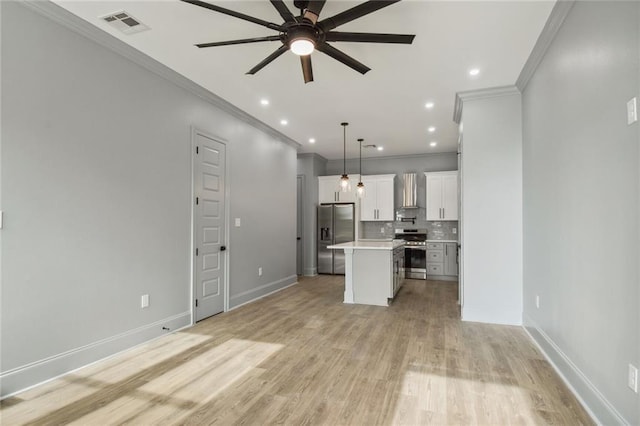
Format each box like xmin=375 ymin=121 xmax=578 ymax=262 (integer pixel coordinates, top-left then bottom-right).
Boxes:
xmin=181 ymin=0 xmax=415 ymax=83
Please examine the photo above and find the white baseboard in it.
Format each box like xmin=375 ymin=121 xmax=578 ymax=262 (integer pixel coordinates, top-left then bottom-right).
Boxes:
xmin=523 ymin=315 xmax=628 ymax=425
xmin=229 ymin=275 xmax=298 ymax=309
xmin=0 ymin=312 xmax=190 ymax=399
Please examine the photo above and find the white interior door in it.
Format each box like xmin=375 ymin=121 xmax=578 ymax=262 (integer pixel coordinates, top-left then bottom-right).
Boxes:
xmin=193 ymin=131 xmax=226 ymax=322
xmin=296 ymin=175 xmax=304 ymax=275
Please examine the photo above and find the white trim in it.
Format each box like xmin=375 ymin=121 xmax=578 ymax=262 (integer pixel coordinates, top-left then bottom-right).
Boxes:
xmin=516 ymin=1 xmax=575 ymax=91
xmin=453 ymin=86 xmax=521 ymax=124
xmin=228 ymin=277 xmax=298 ymax=311
xmin=0 ymin=312 xmax=191 ymax=398
xmin=343 ymin=248 xmax=355 ymax=304
xmin=523 ymin=316 xmax=629 ymax=426
xmin=20 ymin=1 xmax=300 ymax=151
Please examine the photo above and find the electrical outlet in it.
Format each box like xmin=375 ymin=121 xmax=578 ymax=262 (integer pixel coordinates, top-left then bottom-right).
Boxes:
xmin=235 ymin=218 xmax=241 ymax=227
xmin=258 ymin=267 xmax=263 ymax=276
xmin=452 ymin=227 xmax=457 ymax=234
xmin=380 ymin=227 xmax=385 ymax=234
xmin=141 ymin=294 xmax=149 ymax=308
xmin=629 ymin=364 xmax=638 ymax=393
xmin=535 ymin=295 xmax=540 ymax=309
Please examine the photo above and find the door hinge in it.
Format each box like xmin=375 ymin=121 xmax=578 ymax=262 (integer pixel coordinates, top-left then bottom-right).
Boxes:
xmin=196 ymin=248 xmax=199 ymax=256
xmin=195 ymin=299 xmax=198 ymax=307
xmin=196 ymin=197 xmax=199 ymax=205
xmin=196 ymin=146 xmax=199 ymax=154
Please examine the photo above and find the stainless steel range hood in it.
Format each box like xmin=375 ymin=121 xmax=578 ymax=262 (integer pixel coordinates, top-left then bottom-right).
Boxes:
xmin=401 ymin=173 xmax=418 ymax=208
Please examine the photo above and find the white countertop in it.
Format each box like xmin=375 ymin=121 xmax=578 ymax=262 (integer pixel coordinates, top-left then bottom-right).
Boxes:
xmin=426 ymin=239 xmax=459 ymax=243
xmin=328 ymin=240 xmax=405 ymax=251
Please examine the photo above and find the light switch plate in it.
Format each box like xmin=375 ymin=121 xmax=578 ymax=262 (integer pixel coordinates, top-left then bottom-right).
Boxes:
xmin=141 ymin=294 xmax=149 ymax=308
xmin=627 ymin=97 xmax=637 ymax=125
xmin=629 ymin=364 xmax=638 ymax=393
xmin=235 ymin=218 xmax=241 ymax=227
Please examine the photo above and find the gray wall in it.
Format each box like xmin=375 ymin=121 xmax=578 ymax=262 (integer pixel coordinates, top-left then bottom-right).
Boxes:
xmin=325 ymin=153 xmax=458 ymax=210
xmin=459 ymin=90 xmax=523 ymax=326
xmin=522 ymin=2 xmax=639 ymax=424
xmin=297 ymin=153 xmax=327 ymax=276
xmin=1 ymin=2 xmax=296 ymax=396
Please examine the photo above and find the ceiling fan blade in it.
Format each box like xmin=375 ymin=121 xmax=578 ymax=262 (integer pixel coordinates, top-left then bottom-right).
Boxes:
xmin=318 ymin=0 xmax=400 ymax=32
xmin=301 ymin=55 xmax=314 ymax=83
xmin=196 ymin=35 xmax=282 ymax=48
xmin=181 ymin=0 xmax=284 ymax=32
xmin=303 ymin=0 xmax=326 ymax=24
xmin=246 ymin=45 xmax=289 ymax=75
xmin=270 ymin=0 xmax=296 ymax=23
xmin=325 ymin=31 xmax=415 ymax=44
xmin=316 ymin=42 xmax=370 ymax=75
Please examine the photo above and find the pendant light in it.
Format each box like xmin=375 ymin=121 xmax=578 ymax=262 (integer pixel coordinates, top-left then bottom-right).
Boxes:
xmin=356 ymin=138 xmax=365 ymax=198
xmin=339 ymin=122 xmax=351 ymax=192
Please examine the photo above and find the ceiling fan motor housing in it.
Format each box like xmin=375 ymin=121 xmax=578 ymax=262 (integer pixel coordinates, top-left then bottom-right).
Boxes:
xmin=286 ymin=23 xmax=320 ymax=48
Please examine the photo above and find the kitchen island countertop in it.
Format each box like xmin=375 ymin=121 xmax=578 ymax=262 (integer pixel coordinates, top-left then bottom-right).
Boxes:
xmin=328 ymin=240 xmax=405 ymax=251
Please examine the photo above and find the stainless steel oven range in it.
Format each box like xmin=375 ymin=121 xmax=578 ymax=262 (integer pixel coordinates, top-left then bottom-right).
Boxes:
xmin=394 ymin=229 xmax=427 ymax=279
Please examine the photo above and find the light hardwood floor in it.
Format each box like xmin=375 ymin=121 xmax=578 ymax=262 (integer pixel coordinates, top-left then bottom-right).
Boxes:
xmin=1 ymin=276 xmax=593 ymax=425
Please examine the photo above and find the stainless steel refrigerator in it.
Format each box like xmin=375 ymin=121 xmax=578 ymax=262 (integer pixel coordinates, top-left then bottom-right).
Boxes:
xmin=317 ymin=203 xmax=355 ymax=275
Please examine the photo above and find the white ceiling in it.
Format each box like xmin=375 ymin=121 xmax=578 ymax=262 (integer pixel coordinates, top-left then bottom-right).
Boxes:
xmin=54 ymin=0 xmax=555 ymax=160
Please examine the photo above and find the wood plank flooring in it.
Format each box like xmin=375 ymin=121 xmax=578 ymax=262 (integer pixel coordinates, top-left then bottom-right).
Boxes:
xmin=1 ymin=276 xmax=593 ymax=425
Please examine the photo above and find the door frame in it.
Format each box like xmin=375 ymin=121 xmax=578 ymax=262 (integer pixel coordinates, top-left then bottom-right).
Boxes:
xmin=190 ymin=127 xmax=231 ymax=325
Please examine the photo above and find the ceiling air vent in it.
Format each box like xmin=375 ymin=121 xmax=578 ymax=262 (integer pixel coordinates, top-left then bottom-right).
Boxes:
xmin=101 ymin=11 xmax=149 ymax=35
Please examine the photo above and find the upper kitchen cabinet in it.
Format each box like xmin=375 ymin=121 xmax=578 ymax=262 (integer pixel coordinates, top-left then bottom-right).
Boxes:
xmin=425 ymin=171 xmax=458 ymax=220
xmin=318 ymin=175 xmax=360 ymax=203
xmin=360 ymin=174 xmax=395 ymax=221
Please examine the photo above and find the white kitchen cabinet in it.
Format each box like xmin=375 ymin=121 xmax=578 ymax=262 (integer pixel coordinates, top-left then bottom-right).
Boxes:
xmin=359 ymin=174 xmax=395 ymax=221
xmin=425 ymin=171 xmax=458 ymax=220
xmin=444 ymin=242 xmax=458 ymax=277
xmin=318 ymin=175 xmax=360 ymax=203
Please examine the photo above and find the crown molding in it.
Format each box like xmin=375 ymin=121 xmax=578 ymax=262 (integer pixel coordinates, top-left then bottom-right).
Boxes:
xmin=297 ymin=152 xmax=328 ymax=162
xmin=19 ymin=1 xmax=301 ymax=150
xmin=516 ymin=1 xmax=575 ymax=91
xmin=453 ymin=85 xmax=520 ymax=124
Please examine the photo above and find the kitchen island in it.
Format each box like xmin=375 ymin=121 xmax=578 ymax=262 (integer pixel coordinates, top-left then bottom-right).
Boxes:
xmin=327 ymin=240 xmax=405 ymax=306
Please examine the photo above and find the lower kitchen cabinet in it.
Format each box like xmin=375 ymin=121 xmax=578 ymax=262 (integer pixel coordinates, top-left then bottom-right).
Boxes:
xmin=426 ymin=241 xmax=458 ymax=281
xmin=444 ymin=242 xmax=458 ymax=276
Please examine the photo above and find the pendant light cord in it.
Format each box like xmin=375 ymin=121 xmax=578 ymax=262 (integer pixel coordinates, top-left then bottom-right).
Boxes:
xmin=343 ymin=124 xmax=346 ymax=175
xmin=359 ymin=139 xmax=362 ymax=176
xmin=341 ymin=122 xmax=348 ymax=175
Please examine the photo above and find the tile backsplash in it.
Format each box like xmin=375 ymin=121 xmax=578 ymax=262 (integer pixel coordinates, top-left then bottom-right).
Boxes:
xmin=361 ymin=207 xmax=458 ymax=240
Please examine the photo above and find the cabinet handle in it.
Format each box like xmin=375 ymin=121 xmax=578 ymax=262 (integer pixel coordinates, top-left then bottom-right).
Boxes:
xmin=442 ymin=208 xmax=445 ymax=219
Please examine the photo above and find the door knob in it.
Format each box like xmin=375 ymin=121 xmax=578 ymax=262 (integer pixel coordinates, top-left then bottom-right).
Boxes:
xmin=220 ymin=246 xmax=227 ymax=251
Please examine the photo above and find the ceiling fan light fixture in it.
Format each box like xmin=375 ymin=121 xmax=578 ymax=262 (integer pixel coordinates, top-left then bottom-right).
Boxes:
xmin=290 ymin=38 xmax=315 ymax=56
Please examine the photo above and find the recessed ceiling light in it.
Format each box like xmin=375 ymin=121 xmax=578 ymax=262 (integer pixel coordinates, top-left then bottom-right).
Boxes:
xmin=280 ymin=119 xmax=288 ymax=125
xmin=260 ymin=99 xmax=269 ymax=106
xmin=469 ymin=68 xmax=480 ymax=76
xmin=377 ymin=146 xmax=384 ymax=151
xmin=309 ymin=138 xmax=316 ymax=143
xmin=430 ymin=142 xmax=437 ymax=147
xmin=425 ymin=102 xmax=434 ymax=109
xmin=428 ymin=126 xmax=436 ymax=133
